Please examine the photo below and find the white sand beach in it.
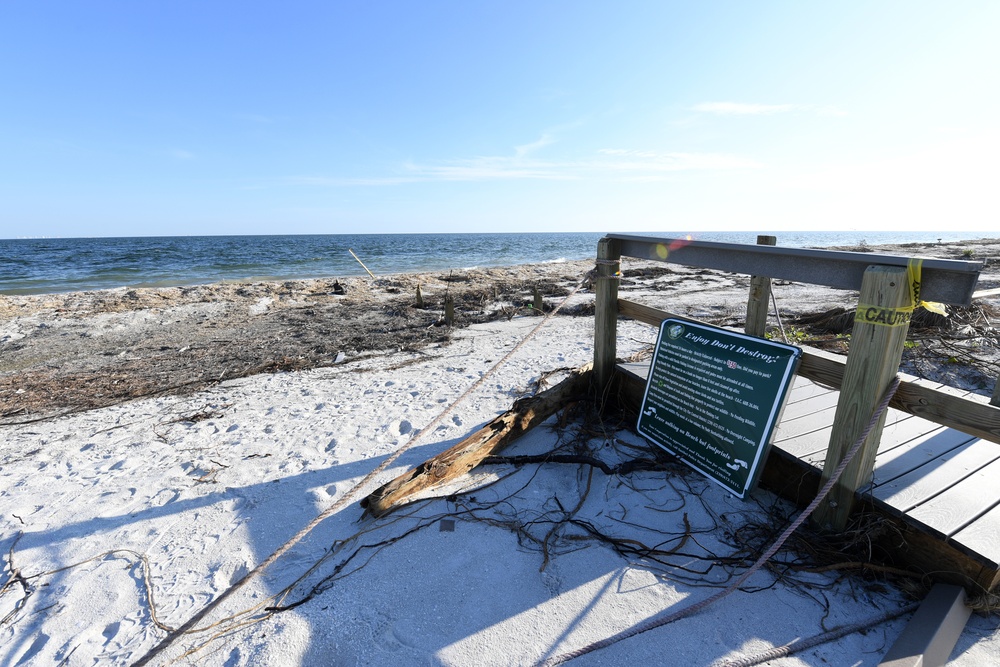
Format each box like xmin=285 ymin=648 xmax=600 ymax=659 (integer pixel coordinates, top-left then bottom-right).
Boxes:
xmin=2 ymin=240 xmax=999 ymax=666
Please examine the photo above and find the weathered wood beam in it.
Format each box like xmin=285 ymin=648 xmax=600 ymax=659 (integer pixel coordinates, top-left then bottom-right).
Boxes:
xmin=606 ymin=233 xmax=982 ymax=304
xmin=361 ymin=364 xmax=593 ymax=517
xmin=814 ymin=265 xmax=911 ymax=531
xmin=594 ymin=237 xmax=622 ymax=399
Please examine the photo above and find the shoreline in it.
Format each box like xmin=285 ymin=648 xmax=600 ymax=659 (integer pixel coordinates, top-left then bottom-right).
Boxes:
xmin=2 ymin=238 xmax=999 ymax=424
xmin=3 ymin=233 xmax=996 ymax=298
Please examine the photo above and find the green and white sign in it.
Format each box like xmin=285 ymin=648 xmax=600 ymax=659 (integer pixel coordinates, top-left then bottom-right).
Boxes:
xmin=637 ymin=319 xmax=802 ymax=498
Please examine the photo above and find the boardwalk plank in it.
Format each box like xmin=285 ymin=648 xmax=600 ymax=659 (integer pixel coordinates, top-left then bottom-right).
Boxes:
xmin=787 ymin=375 xmax=837 ymax=402
xmin=774 ymin=424 xmax=833 ymax=462
xmin=907 ymin=458 xmax=1000 ymax=538
xmin=873 ymin=438 xmax=999 ymax=513
xmin=781 ymin=389 xmax=840 ymax=420
xmin=872 ymin=428 xmax=978 ymax=487
xmin=951 ymin=502 xmax=1000 ymax=569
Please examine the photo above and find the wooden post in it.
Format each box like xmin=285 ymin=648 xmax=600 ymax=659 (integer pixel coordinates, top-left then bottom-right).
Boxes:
xmin=745 ymin=235 xmax=777 ymax=337
xmin=594 ymin=237 xmax=622 ymax=399
xmin=814 ymin=265 xmax=911 ymax=531
xmin=444 ymin=293 xmax=455 ymax=326
xmin=415 ymin=284 xmax=424 ymax=308
xmin=533 ymin=285 xmax=543 ymax=314
xmin=991 ymin=377 xmax=1000 ymax=407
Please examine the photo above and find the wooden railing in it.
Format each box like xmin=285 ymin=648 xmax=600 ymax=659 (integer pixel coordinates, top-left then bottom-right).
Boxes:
xmin=593 ymin=233 xmax=992 ymax=530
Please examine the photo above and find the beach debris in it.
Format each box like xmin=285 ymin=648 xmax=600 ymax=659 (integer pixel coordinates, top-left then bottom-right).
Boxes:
xmin=249 ymin=297 xmax=273 ymax=315
xmin=332 ymin=280 xmax=346 ymax=295
xmin=360 ymin=363 xmax=593 ymax=517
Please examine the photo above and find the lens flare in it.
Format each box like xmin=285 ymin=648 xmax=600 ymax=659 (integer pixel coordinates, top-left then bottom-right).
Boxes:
xmin=670 ymin=235 xmax=694 ymax=251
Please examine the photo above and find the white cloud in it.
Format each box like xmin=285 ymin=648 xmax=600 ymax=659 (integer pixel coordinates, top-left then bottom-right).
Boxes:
xmin=691 ymin=102 xmax=848 ymax=117
xmin=595 ymin=149 xmax=762 ymax=172
xmin=401 ymin=158 xmax=569 ymax=182
xmin=514 ymin=133 xmax=555 ymax=158
xmin=287 ymin=145 xmax=762 ymax=186
xmin=692 ymin=102 xmax=797 ymax=115
xmin=280 ymin=109 xmax=771 ymax=189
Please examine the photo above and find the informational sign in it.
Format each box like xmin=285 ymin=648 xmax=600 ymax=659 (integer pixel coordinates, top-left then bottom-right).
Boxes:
xmin=637 ymin=319 xmax=801 ymax=498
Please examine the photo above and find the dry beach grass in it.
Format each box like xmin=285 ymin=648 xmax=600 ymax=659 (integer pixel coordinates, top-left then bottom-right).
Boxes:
xmin=2 ymin=238 xmax=998 ymax=425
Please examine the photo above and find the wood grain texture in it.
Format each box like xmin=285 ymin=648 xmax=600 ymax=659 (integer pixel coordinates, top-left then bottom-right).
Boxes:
xmin=952 ymin=501 xmax=1000 ymax=570
xmin=907 ymin=458 xmax=1000 ymax=538
xmin=594 ymin=237 xmax=621 ymax=398
xmin=786 ymin=375 xmax=838 ymax=402
xmin=361 ymin=365 xmax=593 ymax=517
xmin=874 ymin=439 xmax=999 ymax=513
xmin=872 ymin=428 xmax=977 ymax=488
xmin=744 ymin=234 xmax=776 ymax=338
xmin=780 ymin=389 xmax=841 ymax=421
xmin=773 ymin=423 xmax=833 ymax=461
xmin=816 ymin=266 xmax=912 ymax=530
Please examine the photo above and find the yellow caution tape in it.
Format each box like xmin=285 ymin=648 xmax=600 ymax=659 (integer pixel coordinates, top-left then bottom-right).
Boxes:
xmin=909 ymin=258 xmax=949 ymax=316
xmin=854 ymin=304 xmax=912 ymax=327
xmin=855 ymin=259 xmax=948 ymax=328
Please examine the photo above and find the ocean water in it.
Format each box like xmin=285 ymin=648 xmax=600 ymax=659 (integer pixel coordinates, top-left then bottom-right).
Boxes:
xmin=0 ymin=231 xmax=987 ymax=296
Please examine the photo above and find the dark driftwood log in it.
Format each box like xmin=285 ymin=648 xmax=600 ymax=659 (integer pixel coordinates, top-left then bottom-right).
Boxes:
xmin=361 ymin=364 xmax=593 ymax=517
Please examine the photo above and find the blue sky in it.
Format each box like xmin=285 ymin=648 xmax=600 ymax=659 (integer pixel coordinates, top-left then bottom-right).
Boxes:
xmin=2 ymin=1 xmax=998 ymax=238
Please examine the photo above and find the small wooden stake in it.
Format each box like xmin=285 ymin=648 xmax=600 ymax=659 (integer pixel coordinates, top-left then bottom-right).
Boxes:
xmin=745 ymin=235 xmax=777 ymax=337
xmin=533 ymin=285 xmax=543 ymax=314
xmin=361 ymin=365 xmax=593 ymax=517
xmin=444 ymin=293 xmax=455 ymax=326
xmin=415 ymin=284 xmax=424 ymax=308
xmin=814 ymin=265 xmax=911 ymax=531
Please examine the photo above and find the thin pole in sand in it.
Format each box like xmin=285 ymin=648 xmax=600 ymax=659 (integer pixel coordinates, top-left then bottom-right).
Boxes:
xmin=348 ymin=248 xmax=377 ymax=279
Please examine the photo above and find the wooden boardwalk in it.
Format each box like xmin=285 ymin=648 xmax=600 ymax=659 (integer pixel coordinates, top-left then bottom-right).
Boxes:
xmin=618 ymin=363 xmax=1000 ymax=592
